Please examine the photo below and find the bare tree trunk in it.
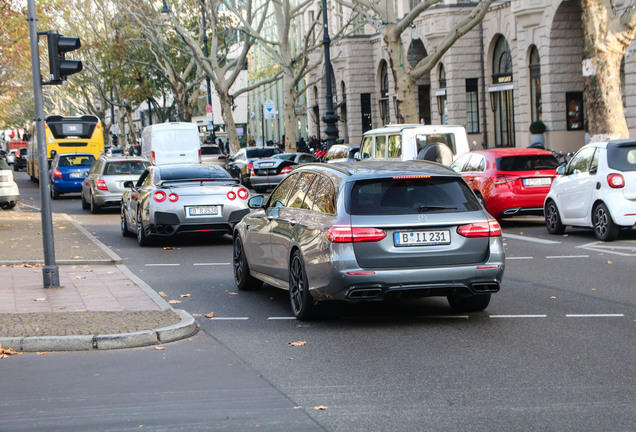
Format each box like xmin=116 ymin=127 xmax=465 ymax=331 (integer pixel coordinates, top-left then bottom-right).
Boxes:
xmin=282 ymin=73 xmax=298 ymax=152
xmin=581 ymin=0 xmax=636 ymax=142
xmin=218 ymin=93 xmax=240 ymax=155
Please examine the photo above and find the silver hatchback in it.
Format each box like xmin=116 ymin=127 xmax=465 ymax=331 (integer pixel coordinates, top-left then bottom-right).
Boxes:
xmin=233 ymin=161 xmax=505 ymax=320
xmin=81 ymin=156 xmax=150 ymax=213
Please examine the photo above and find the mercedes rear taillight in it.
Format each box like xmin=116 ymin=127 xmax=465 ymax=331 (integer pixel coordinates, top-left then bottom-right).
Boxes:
xmin=326 ymin=226 xmax=387 ymax=243
xmin=457 ymin=219 xmax=502 ymax=237
xmin=96 ymin=179 xmax=108 ymax=191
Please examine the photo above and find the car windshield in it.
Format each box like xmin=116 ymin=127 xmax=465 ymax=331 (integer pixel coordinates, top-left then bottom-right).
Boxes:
xmin=105 ymin=161 xmax=149 ymax=175
xmin=159 ymin=165 xmax=231 ymax=180
xmin=58 ymin=155 xmax=95 ymax=167
xmin=349 ymin=177 xmax=481 ymax=215
xmin=201 ymin=146 xmax=221 ymax=155
xmin=496 ymin=155 xmax=559 ymax=171
xmin=607 ymin=142 xmax=636 ymax=172
xmin=246 ymin=148 xmax=280 ymax=158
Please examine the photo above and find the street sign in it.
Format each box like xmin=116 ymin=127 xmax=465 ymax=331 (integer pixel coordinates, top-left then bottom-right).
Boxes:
xmin=263 ymin=99 xmax=276 ymax=120
xmin=206 ymin=104 xmax=213 ymax=113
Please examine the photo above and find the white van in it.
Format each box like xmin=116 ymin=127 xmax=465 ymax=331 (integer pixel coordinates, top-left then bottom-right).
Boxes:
xmin=358 ymin=124 xmax=471 ymax=165
xmin=141 ymin=122 xmax=201 ymax=166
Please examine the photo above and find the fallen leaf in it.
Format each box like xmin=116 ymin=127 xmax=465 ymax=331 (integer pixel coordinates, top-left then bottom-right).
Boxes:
xmin=80 ymin=293 xmax=88 ymax=296
xmin=313 ymin=405 xmax=328 ymax=411
xmin=34 ymin=298 xmax=46 ymax=302
xmin=205 ymin=312 xmax=215 ymax=318
xmin=168 ymin=300 xmax=181 ymax=304
xmin=180 ymin=294 xmax=191 ymax=298
xmin=288 ymin=341 xmax=307 ymax=347
xmin=293 ymin=406 xmax=303 ymax=409
xmin=607 ymin=260 xmax=613 ymax=264
xmin=0 ymin=345 xmax=19 ymax=358
xmin=154 ymin=346 xmax=165 ymax=350
xmin=163 ymin=246 xmax=174 ymax=250
xmin=550 ymin=296 xmax=557 ymax=299
xmin=58 ymin=226 xmax=66 ymax=230
xmin=159 ymin=292 xmax=169 ymax=298
xmin=192 ymin=314 xmax=202 ymax=317
xmin=287 ymin=357 xmax=294 ymax=360
xmin=227 ymin=292 xmax=238 ymax=295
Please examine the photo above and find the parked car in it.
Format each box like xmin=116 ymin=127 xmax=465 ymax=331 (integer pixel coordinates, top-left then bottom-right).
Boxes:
xmin=544 ymin=139 xmax=636 ymax=241
xmin=48 ymin=153 xmax=96 ymax=199
xmin=0 ymin=159 xmax=19 ymax=209
xmin=358 ymin=124 xmax=471 ymax=166
xmin=323 ymin=144 xmax=360 ymax=163
xmin=249 ymin=152 xmax=320 ymax=193
xmin=121 ymin=164 xmax=251 ymax=245
xmin=225 ymin=146 xmax=282 ymax=187
xmin=450 ymin=148 xmax=560 ymax=219
xmin=200 ymin=145 xmax=228 ymax=167
xmin=81 ymin=155 xmax=150 ymax=213
xmin=232 ymin=160 xmax=505 ymax=320
xmin=13 ymin=148 xmax=27 ymax=172
xmin=6 ymin=149 xmax=17 ymax=165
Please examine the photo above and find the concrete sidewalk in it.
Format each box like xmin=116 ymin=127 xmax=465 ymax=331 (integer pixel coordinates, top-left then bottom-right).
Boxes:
xmin=0 ymin=209 xmax=196 ymax=351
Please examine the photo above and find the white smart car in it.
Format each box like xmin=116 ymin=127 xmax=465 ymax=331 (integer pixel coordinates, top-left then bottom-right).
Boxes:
xmin=544 ymin=140 xmax=636 ymax=241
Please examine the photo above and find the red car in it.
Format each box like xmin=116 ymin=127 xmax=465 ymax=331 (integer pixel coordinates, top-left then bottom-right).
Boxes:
xmin=450 ymin=148 xmax=560 ymax=219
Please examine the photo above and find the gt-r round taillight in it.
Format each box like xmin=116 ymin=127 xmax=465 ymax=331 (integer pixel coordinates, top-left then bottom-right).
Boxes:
xmin=280 ymin=166 xmax=293 ymax=175
xmin=227 ymin=191 xmax=237 ymax=200
xmin=607 ymin=173 xmax=625 ymax=188
xmin=237 ymin=188 xmax=249 ymax=200
xmin=153 ymin=190 xmax=167 ymax=202
xmin=168 ymin=193 xmax=179 ymax=202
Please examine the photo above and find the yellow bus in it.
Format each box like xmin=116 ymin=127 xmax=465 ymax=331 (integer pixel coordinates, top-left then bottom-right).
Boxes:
xmin=27 ymin=115 xmax=105 ymax=182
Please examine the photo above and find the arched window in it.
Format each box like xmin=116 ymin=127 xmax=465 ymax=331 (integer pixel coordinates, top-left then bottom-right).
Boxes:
xmin=529 ymin=46 xmax=542 ymax=122
xmin=379 ymin=61 xmax=390 ymax=126
xmin=491 ymin=36 xmax=515 ymax=147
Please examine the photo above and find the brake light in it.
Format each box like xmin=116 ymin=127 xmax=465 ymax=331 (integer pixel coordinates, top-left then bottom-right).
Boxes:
xmin=326 ymin=226 xmax=387 ymax=243
xmin=280 ymin=166 xmax=293 ymax=175
xmin=227 ymin=191 xmax=236 ymax=200
xmin=457 ymin=219 xmax=502 ymax=237
xmin=168 ymin=192 xmax=179 ymax=202
xmin=53 ymin=168 xmax=62 ymax=178
xmin=607 ymin=173 xmax=625 ymax=188
xmin=237 ymin=188 xmax=249 ymax=200
xmin=151 ymin=151 xmax=156 ymax=165
xmin=198 ymin=148 xmax=202 ymax=163
xmin=392 ymin=175 xmax=431 ymax=179
xmin=153 ymin=190 xmax=167 ymax=202
xmin=96 ymin=179 xmax=108 ymax=191
xmin=248 ymin=162 xmax=254 ymax=176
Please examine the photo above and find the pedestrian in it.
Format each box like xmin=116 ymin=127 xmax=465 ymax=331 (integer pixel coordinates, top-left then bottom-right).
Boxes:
xmin=217 ymin=138 xmax=225 ymax=154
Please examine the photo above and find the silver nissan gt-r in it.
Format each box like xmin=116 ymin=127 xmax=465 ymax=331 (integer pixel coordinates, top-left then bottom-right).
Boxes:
xmin=121 ymin=164 xmax=251 ymax=246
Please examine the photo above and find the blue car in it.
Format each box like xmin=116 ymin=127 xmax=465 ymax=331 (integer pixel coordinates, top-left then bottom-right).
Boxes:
xmin=49 ymin=153 xmax=96 ymax=199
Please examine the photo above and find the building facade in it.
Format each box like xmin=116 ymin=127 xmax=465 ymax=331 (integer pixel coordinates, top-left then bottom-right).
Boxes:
xmin=304 ymin=0 xmax=636 ymax=153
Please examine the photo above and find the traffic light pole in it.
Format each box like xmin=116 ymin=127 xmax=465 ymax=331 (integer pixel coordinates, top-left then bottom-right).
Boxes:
xmin=27 ymin=0 xmax=59 ymax=288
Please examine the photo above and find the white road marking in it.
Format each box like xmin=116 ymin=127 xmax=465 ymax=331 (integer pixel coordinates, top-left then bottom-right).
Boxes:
xmin=503 ymin=233 xmax=561 ymax=244
xmin=193 ymin=263 xmax=232 ymax=266
xmin=546 ymin=255 xmax=589 ymax=259
xmin=579 ymin=242 xmax=636 ymax=257
xmin=208 ymin=317 xmax=250 ymax=320
xmin=268 ymin=317 xmax=297 ymax=320
xmin=506 ymin=257 xmax=534 ymax=260
xmin=490 ymin=314 xmax=547 ymax=318
xmin=566 ymin=314 xmax=624 ymax=318
xmin=145 ymin=263 xmax=180 ymax=266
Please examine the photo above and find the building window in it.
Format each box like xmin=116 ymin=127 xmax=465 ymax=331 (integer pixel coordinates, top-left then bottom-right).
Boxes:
xmin=465 ymin=78 xmax=479 ymax=133
xmin=379 ymin=61 xmax=390 ymax=126
xmin=529 ymin=46 xmax=542 ymax=122
xmin=492 ymin=35 xmax=515 ymax=147
xmin=566 ymin=92 xmax=584 ymax=131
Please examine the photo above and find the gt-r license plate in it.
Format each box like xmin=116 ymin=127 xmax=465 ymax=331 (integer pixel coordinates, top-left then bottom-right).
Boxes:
xmin=187 ymin=205 xmax=219 ymax=216
xmin=523 ymin=177 xmax=551 ymax=186
xmin=394 ymin=230 xmax=451 ymax=246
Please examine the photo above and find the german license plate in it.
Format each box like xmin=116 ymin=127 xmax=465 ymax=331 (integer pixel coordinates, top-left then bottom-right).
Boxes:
xmin=259 ymin=162 xmax=275 ymax=167
xmin=523 ymin=177 xmax=551 ymax=186
xmin=187 ymin=206 xmax=219 ymax=216
xmin=70 ymin=172 xmax=86 ymax=178
xmin=394 ymin=230 xmax=451 ymax=246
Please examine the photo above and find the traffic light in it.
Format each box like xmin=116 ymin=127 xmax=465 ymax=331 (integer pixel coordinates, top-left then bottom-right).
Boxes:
xmin=47 ymin=31 xmax=83 ymax=84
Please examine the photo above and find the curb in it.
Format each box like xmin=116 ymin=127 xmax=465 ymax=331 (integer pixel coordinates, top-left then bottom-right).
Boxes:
xmin=0 ymin=309 xmax=197 ymax=352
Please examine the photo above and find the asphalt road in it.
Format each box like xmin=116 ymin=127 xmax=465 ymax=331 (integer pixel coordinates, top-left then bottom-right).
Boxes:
xmin=5 ymin=170 xmax=636 ymax=431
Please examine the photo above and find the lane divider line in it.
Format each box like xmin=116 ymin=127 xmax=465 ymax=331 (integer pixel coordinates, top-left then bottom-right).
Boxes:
xmin=268 ymin=317 xmax=297 ymax=320
xmin=490 ymin=314 xmax=547 ymax=318
xmin=546 ymin=255 xmax=589 ymax=259
xmin=208 ymin=317 xmax=250 ymax=320
xmin=566 ymin=314 xmax=624 ymax=318
xmin=506 ymin=257 xmax=534 ymax=260
xmin=503 ymin=233 xmax=561 ymax=244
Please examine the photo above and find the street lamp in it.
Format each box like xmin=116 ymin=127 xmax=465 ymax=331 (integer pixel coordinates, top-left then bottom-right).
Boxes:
xmin=320 ymin=0 xmax=339 ymax=150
